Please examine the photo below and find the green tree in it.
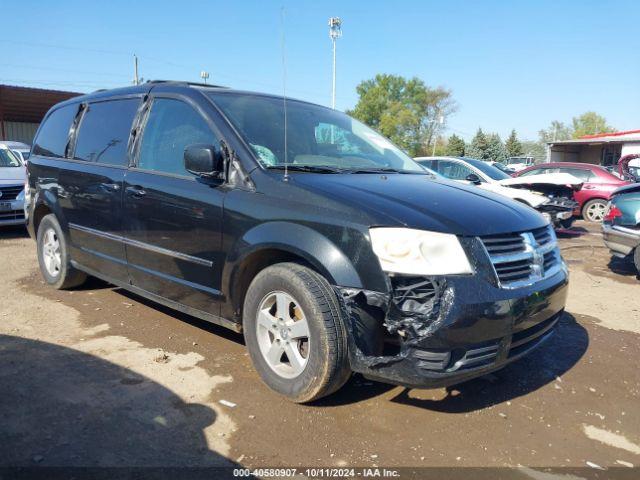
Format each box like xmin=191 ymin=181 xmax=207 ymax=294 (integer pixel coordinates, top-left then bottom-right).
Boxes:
xmin=465 ymin=128 xmax=489 ymax=160
xmin=446 ymin=134 xmax=465 ymax=156
xmin=520 ymin=140 xmax=547 ymax=163
xmin=571 ymin=111 xmax=615 ymax=138
xmin=505 ymin=129 xmax=523 ymax=158
xmin=486 ymin=133 xmax=507 ymax=162
xmin=348 ymin=74 xmax=456 ymax=156
xmin=538 ymin=121 xmax=572 ymax=143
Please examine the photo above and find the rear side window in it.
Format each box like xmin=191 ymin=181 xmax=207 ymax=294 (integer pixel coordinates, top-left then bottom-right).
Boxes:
xmin=137 ymin=98 xmax=215 ymax=176
xmin=33 ymin=104 xmax=79 ymax=158
xmin=74 ymin=99 xmax=140 ymax=166
xmin=559 ymin=167 xmax=593 ymax=181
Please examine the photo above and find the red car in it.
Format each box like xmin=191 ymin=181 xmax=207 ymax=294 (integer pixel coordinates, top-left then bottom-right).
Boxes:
xmin=515 ymin=162 xmax=630 ymax=222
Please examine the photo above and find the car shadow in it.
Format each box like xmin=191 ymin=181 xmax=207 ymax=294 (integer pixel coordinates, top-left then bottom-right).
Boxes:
xmin=0 ymin=335 xmax=239 ymax=471
xmin=607 ymin=256 xmax=639 ymax=279
xmin=555 ymin=226 xmax=589 ymax=238
xmin=386 ymin=312 xmax=588 ymax=413
xmin=0 ymin=225 xmax=29 ymax=240
xmin=114 ymin=288 xmax=246 ymax=346
xmin=315 ymin=313 xmax=588 ymax=408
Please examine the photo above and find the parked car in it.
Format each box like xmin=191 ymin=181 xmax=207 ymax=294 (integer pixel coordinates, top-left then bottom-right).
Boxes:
xmin=0 ymin=144 xmax=26 ymax=227
xmin=506 ymin=156 xmax=534 ymax=172
xmin=0 ymin=141 xmax=31 ymax=164
xmin=603 ymin=183 xmax=640 ymax=274
xmin=25 ymin=82 xmax=568 ymax=402
xmin=516 ymin=162 xmax=630 ymax=222
xmin=415 ymin=156 xmax=579 ymax=229
xmin=489 ymin=161 xmax=516 ymax=174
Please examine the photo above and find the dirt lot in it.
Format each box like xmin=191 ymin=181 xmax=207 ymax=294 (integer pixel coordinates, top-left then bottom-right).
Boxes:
xmin=1 ymin=221 xmax=639 ymax=473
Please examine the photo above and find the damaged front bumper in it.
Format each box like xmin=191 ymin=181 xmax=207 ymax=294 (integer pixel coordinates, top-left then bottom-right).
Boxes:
xmin=336 ymin=267 xmax=568 ymax=389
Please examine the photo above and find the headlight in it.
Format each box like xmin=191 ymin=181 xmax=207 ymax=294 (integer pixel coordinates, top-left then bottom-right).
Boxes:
xmin=369 ymin=228 xmax=474 ymax=275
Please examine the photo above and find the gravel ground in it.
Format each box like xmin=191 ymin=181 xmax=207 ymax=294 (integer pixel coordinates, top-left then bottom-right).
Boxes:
xmin=0 ymin=221 xmax=638 ymax=473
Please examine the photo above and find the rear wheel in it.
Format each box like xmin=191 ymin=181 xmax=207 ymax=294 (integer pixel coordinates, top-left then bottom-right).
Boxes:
xmin=37 ymin=214 xmax=86 ymax=289
xmin=582 ymin=199 xmax=608 ymax=222
xmin=243 ymin=263 xmax=351 ymax=402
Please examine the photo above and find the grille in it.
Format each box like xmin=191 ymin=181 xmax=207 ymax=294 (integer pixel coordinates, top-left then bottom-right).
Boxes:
xmin=480 ymin=225 xmax=562 ymax=288
xmin=0 ymin=185 xmax=23 ymax=201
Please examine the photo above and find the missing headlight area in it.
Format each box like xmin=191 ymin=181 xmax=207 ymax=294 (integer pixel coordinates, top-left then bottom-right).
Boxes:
xmin=337 ymin=276 xmax=451 ymax=368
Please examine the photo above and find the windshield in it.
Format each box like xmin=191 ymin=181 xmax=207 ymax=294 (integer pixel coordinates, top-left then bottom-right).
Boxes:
xmin=0 ymin=149 xmax=21 ymax=167
xmin=208 ymin=92 xmax=425 ymax=173
xmin=463 ymin=158 xmax=511 ymax=180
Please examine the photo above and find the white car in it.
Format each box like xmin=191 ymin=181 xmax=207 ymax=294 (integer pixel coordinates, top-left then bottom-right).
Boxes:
xmin=0 ymin=144 xmax=26 ymax=227
xmin=0 ymin=141 xmax=31 ymax=164
xmin=415 ymin=156 xmax=581 ymax=228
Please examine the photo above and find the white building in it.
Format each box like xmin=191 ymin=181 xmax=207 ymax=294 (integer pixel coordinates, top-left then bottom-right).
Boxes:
xmin=547 ymin=129 xmax=640 ymax=167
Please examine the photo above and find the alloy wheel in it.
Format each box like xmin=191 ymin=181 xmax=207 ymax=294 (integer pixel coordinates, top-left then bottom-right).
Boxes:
xmin=42 ymin=228 xmax=62 ymax=277
xmin=256 ymin=291 xmax=310 ymax=379
xmin=586 ymin=201 xmax=607 ymax=222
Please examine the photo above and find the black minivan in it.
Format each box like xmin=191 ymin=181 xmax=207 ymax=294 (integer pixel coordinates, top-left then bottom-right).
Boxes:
xmin=25 ymin=81 xmax=568 ymax=402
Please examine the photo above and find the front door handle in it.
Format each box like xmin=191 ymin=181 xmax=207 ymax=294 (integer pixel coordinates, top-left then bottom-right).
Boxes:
xmin=126 ymin=185 xmax=147 ymax=197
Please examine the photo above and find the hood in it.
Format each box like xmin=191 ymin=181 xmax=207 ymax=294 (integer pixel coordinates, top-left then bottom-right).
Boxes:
xmin=0 ymin=166 xmax=26 ymax=183
xmin=612 ymin=182 xmax=640 ymax=196
xmin=499 ymin=172 xmax=583 ymax=189
xmin=290 ymin=173 xmax=548 ymax=236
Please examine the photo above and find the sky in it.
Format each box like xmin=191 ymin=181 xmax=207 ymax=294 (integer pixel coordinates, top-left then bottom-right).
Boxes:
xmin=3 ymin=0 xmax=639 ymax=141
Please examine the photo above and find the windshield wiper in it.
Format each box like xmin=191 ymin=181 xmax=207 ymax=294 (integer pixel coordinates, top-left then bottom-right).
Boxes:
xmin=345 ymin=167 xmax=424 ymax=174
xmin=266 ymin=165 xmax=345 ymax=173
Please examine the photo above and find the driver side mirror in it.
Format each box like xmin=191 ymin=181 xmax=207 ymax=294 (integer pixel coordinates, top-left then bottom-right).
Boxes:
xmin=184 ymin=144 xmax=224 ymax=178
xmin=465 ymin=173 xmax=482 ymax=185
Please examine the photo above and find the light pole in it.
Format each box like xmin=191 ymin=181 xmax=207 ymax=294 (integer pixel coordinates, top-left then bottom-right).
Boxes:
xmin=328 ymin=17 xmax=342 ymax=109
xmin=200 ymin=71 xmax=210 ymax=85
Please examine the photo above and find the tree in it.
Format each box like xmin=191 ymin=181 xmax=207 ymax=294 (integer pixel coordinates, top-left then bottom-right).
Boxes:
xmin=538 ymin=121 xmax=572 ymax=144
xmin=486 ymin=133 xmax=507 ymax=162
xmin=520 ymin=140 xmax=547 ymax=163
xmin=465 ymin=128 xmax=489 ymax=160
xmin=505 ymin=129 xmax=523 ymax=158
xmin=446 ymin=134 xmax=465 ymax=156
xmin=571 ymin=112 xmax=615 ymax=138
xmin=348 ymin=74 xmax=456 ymax=156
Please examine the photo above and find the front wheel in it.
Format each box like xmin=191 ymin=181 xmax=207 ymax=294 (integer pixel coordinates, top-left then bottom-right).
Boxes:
xmin=243 ymin=263 xmax=351 ymax=402
xmin=37 ymin=214 xmax=87 ymax=289
xmin=582 ymin=199 xmax=608 ymax=222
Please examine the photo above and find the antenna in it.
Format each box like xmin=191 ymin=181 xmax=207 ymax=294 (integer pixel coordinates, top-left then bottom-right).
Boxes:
xmin=281 ymin=7 xmax=289 ymax=181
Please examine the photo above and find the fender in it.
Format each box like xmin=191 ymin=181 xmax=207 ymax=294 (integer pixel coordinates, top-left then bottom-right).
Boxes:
xmin=28 ymin=187 xmax=67 ymax=238
xmin=224 ymin=221 xmax=365 ymax=293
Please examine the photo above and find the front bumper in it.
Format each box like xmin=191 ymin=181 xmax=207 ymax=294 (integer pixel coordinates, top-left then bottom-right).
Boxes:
xmin=0 ymin=198 xmax=25 ymax=226
xmin=603 ymin=223 xmax=640 ymax=257
xmin=337 ymin=268 xmax=569 ymax=389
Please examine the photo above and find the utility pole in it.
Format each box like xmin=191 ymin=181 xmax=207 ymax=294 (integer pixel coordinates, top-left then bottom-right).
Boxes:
xmin=133 ymin=54 xmax=140 ymax=86
xmin=328 ymin=17 xmax=342 ymax=109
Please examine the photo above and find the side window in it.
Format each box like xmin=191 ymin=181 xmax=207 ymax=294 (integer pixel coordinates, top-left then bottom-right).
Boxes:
xmin=418 ymin=159 xmax=435 ymax=170
xmin=74 ymin=99 xmax=140 ymax=166
xmin=438 ymin=161 xmax=475 ymax=180
xmin=137 ymin=98 xmax=215 ymax=176
xmin=32 ymin=104 xmax=79 ymax=158
xmin=559 ymin=168 xmax=592 ymax=181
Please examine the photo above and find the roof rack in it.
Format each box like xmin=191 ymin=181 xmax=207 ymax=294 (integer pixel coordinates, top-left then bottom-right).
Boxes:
xmin=146 ymin=80 xmax=228 ymax=89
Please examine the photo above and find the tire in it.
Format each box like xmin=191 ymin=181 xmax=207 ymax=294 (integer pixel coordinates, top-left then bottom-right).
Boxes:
xmin=243 ymin=262 xmax=351 ymax=403
xmin=634 ymin=247 xmax=640 ymax=275
xmin=582 ymin=199 xmax=608 ymax=223
xmin=36 ymin=214 xmax=87 ymax=289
